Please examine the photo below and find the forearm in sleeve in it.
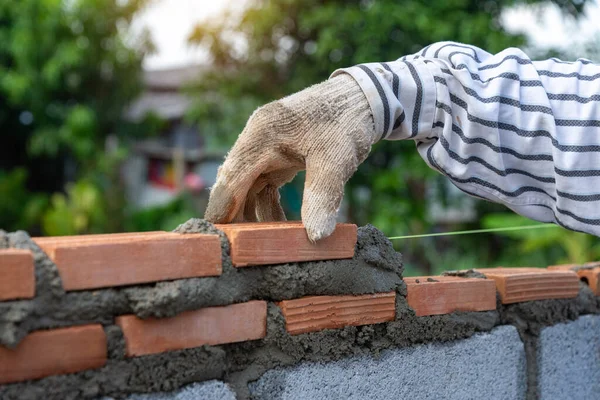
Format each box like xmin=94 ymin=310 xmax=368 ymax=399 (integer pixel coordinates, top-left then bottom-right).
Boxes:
xmin=331 ymin=42 xmax=600 ymax=236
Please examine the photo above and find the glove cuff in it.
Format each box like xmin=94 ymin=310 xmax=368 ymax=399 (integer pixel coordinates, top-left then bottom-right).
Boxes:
xmin=331 ymin=59 xmax=437 ymax=141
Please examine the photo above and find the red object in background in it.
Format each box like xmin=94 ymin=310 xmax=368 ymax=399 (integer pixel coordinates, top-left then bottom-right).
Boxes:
xmin=184 ymin=173 xmax=204 ymax=193
xmin=148 ymin=158 xmax=176 ymax=190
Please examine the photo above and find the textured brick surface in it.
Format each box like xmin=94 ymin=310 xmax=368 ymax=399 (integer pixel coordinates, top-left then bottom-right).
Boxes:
xmin=108 ymin=381 xmax=237 ymax=400
xmin=34 ymin=232 xmax=222 ymax=290
xmin=476 ymin=267 xmax=579 ymax=304
xmin=549 ymin=263 xmax=600 ymax=295
xmin=0 ymin=325 xmax=107 ymax=384
xmin=116 ymin=301 xmax=267 ymax=357
xmin=538 ymin=315 xmax=600 ymax=399
xmin=278 ymin=292 xmax=396 ymax=335
xmin=250 ymin=326 xmax=526 ymax=400
xmin=215 ymin=222 xmax=357 ymax=267
xmin=0 ymin=249 xmax=35 ymax=301
xmin=405 ymin=276 xmax=496 ymax=317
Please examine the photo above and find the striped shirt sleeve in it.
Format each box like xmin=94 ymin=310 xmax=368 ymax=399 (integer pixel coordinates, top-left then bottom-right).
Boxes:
xmin=330 ymin=41 xmax=600 ymax=237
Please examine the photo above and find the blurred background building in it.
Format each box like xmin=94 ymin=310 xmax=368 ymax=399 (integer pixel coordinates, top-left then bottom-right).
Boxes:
xmin=124 ymin=65 xmax=222 ymax=211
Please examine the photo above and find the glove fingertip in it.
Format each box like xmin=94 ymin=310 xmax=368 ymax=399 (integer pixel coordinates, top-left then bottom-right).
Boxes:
xmin=303 ymin=212 xmax=337 ymax=243
xmin=204 ymin=184 xmax=237 ymax=224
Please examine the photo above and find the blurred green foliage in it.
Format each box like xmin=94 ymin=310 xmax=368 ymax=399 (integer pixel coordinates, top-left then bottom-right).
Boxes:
xmin=42 ymin=179 xmax=105 ymax=236
xmin=0 ymin=0 xmax=152 ymax=235
xmin=186 ymin=0 xmax=599 ymax=274
xmin=0 ymin=0 xmax=598 ymax=276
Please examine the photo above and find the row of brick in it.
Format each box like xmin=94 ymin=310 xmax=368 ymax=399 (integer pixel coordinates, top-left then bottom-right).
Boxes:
xmin=0 ymin=223 xmax=357 ymax=298
xmin=0 ymin=265 xmax=591 ymax=385
xmin=4 ymin=223 xmax=597 ymax=301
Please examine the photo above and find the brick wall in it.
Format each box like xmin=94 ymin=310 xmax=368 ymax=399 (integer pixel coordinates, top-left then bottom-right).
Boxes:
xmin=1 ymin=221 xmax=599 ymax=400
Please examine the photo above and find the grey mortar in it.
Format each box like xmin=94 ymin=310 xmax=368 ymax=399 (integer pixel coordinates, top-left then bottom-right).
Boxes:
xmin=0 ymin=300 xmax=500 ymax=400
xmin=0 ymin=221 xmax=501 ymax=400
xmin=443 ymin=268 xmax=487 ymax=279
xmin=0 ymin=221 xmax=403 ymax=347
xmin=498 ymin=282 xmax=600 ymax=400
xmin=3 ymin=220 xmax=600 ymax=400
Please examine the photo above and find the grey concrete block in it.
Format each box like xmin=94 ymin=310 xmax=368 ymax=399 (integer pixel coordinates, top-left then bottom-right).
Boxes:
xmin=115 ymin=380 xmax=236 ymax=400
xmin=538 ymin=314 xmax=600 ymax=400
xmin=250 ymin=325 xmax=526 ymax=400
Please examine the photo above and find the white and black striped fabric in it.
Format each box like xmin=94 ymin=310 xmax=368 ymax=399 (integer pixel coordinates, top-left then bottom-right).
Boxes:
xmin=331 ymin=41 xmax=600 ymax=236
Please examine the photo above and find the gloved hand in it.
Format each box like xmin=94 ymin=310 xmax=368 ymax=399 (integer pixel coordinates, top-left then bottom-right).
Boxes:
xmin=204 ymin=74 xmax=379 ymax=241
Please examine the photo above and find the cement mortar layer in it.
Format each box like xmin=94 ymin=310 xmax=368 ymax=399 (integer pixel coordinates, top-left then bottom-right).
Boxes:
xmin=2 ymin=221 xmax=600 ymax=400
xmin=0 ymin=220 xmax=404 ymax=347
xmin=1 ymin=296 xmax=500 ymax=400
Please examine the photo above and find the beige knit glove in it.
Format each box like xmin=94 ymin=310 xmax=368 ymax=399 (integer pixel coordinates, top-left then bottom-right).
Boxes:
xmin=204 ymin=74 xmax=378 ymax=241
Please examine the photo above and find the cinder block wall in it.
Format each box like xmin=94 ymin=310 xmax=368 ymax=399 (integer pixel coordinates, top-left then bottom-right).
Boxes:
xmin=1 ymin=221 xmax=599 ymax=400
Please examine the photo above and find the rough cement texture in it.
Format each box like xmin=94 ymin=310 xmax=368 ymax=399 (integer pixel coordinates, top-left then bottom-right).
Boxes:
xmin=249 ymin=325 xmax=526 ymax=400
xmin=1 ymin=298 xmax=499 ymax=400
xmin=499 ymin=283 xmax=600 ymax=400
xmin=104 ymin=381 xmax=236 ymax=400
xmin=538 ymin=315 xmax=600 ymax=400
xmin=0 ymin=221 xmax=404 ymax=347
xmin=443 ymin=268 xmax=487 ymax=279
xmin=3 ymin=220 xmax=600 ymax=400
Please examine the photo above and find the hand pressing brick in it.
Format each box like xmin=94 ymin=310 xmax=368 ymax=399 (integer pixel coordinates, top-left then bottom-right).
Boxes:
xmin=215 ymin=222 xmax=357 ymax=266
xmin=0 ymin=325 xmax=107 ymax=384
xmin=0 ymin=249 xmax=35 ymax=301
xmin=405 ymin=276 xmax=496 ymax=317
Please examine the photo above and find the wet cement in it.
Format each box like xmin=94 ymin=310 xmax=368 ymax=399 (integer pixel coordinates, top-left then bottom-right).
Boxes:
xmin=0 ymin=221 xmax=403 ymax=347
xmin=0 ymin=295 xmax=499 ymax=400
xmin=0 ymin=220 xmax=502 ymax=399
xmin=442 ymin=269 xmax=487 ymax=279
xmin=2 ymin=221 xmax=600 ymax=399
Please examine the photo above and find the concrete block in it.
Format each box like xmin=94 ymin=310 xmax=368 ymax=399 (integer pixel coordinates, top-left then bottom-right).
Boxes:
xmin=111 ymin=380 xmax=236 ymax=400
xmin=250 ymin=325 xmax=526 ymax=400
xmin=538 ymin=315 xmax=600 ymax=400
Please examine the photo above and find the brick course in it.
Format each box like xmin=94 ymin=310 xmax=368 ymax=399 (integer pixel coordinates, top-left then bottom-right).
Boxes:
xmin=405 ymin=276 xmax=496 ymax=317
xmin=34 ymin=232 xmax=222 ymax=290
xmin=549 ymin=263 xmax=600 ymax=296
xmin=476 ymin=267 xmax=579 ymax=304
xmin=116 ymin=301 xmax=268 ymax=356
xmin=278 ymin=292 xmax=396 ymax=335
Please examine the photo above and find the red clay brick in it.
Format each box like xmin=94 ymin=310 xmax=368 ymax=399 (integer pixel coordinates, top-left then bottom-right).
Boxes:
xmin=476 ymin=267 xmax=579 ymax=304
xmin=277 ymin=292 xmax=396 ymax=335
xmin=33 ymin=232 xmax=222 ymax=291
xmin=0 ymin=249 xmax=35 ymax=301
xmin=404 ymin=276 xmax=496 ymax=317
xmin=549 ymin=263 xmax=600 ymax=295
xmin=215 ymin=222 xmax=357 ymax=267
xmin=116 ymin=300 xmax=267 ymax=357
xmin=0 ymin=325 xmax=107 ymax=384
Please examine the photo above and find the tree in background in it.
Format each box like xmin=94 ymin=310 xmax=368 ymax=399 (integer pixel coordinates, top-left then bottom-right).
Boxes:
xmin=186 ymin=0 xmax=599 ymax=274
xmin=0 ymin=0 xmax=152 ymax=235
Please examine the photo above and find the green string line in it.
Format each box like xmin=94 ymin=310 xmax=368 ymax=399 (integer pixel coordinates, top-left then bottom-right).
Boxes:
xmin=387 ymin=224 xmax=559 ymax=240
